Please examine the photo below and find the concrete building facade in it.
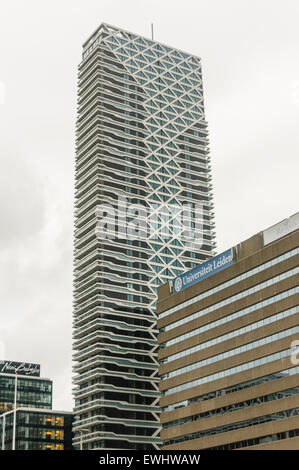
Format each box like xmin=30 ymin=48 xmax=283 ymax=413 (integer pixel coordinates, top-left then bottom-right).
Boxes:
xmin=157 ymin=212 xmax=299 ymax=450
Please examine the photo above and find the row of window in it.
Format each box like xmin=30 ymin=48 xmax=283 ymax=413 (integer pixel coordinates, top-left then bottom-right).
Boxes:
xmin=161 ymin=287 xmax=299 ymax=363
xmin=162 ymin=365 xmax=299 ymax=413
xmin=159 ymin=247 xmax=299 ymax=320
xmin=0 ymin=378 xmax=52 ymax=391
xmin=16 ymin=414 xmax=64 ymax=427
xmin=162 ymin=272 xmax=299 ymax=346
xmin=162 ymin=348 xmax=294 ymax=397
xmin=162 ymin=264 xmax=299 ymax=334
xmin=13 ymin=429 xmax=64 ymax=440
xmin=162 ymin=288 xmax=299 ymax=352
xmin=164 ymin=385 xmax=299 ymax=429
xmin=208 ymin=428 xmax=299 ymax=450
xmin=0 ymin=393 xmax=51 ymax=404
xmin=163 ymin=406 xmax=299 ymax=446
xmin=5 ymin=441 xmax=64 ymax=450
xmin=161 ymin=311 xmax=299 ymax=379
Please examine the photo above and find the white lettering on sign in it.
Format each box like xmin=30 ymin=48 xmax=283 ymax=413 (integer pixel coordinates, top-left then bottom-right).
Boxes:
xmin=0 ymin=361 xmax=40 ymax=376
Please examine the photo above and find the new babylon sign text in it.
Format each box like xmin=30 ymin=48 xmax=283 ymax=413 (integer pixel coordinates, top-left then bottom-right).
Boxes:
xmin=0 ymin=361 xmax=40 ymax=377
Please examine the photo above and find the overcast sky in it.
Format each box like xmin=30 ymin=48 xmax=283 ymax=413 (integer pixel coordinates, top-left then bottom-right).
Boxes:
xmin=0 ymin=0 xmax=298 ymax=410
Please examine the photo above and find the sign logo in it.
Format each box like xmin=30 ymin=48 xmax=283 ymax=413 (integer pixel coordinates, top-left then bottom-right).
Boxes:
xmin=174 ymin=277 xmax=183 ymax=293
xmin=173 ymin=248 xmax=234 ymax=294
xmin=0 ymin=361 xmax=40 ymax=377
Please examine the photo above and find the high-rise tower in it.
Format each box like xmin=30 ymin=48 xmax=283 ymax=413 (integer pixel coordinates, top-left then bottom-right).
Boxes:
xmin=73 ymin=23 xmax=215 ymax=450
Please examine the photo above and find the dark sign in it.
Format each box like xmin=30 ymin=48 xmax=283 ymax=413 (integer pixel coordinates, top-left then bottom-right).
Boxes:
xmin=0 ymin=361 xmax=40 ymax=377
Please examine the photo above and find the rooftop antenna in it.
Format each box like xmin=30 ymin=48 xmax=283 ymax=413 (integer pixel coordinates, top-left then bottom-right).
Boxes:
xmin=151 ymin=23 xmax=154 ymax=41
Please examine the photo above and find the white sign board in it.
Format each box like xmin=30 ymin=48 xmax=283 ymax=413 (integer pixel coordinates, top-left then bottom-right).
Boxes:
xmin=263 ymin=212 xmax=299 ymax=246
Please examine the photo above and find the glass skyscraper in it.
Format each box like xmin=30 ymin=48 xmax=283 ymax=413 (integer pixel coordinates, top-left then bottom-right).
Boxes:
xmin=73 ymin=23 xmax=215 ymax=450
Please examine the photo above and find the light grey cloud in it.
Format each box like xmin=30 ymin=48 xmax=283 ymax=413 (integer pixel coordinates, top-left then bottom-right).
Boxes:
xmin=0 ymin=153 xmax=45 ymax=245
xmin=0 ymin=0 xmax=298 ymax=410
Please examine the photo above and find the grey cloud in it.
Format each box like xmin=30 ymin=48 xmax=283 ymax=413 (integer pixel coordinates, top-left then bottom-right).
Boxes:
xmin=0 ymin=0 xmax=299 ymax=410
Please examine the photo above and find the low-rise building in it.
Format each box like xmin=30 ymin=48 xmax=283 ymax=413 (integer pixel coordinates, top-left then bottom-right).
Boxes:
xmin=0 ymin=361 xmax=52 ymax=414
xmin=0 ymin=360 xmax=73 ymax=450
xmin=0 ymin=408 xmax=73 ymax=450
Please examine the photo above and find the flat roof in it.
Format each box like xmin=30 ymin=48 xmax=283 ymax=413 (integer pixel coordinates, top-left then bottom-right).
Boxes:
xmin=0 ymin=407 xmax=73 ymax=418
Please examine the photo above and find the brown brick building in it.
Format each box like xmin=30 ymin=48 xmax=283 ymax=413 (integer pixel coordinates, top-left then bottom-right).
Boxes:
xmin=157 ymin=213 xmax=299 ymax=449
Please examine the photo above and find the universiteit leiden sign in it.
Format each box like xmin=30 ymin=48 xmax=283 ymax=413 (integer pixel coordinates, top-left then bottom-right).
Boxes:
xmin=173 ymin=248 xmax=234 ymax=294
xmin=0 ymin=361 xmax=40 ymax=377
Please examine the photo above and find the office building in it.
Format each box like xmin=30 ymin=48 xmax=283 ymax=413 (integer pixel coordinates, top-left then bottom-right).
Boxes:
xmin=0 ymin=408 xmax=73 ymax=450
xmin=0 ymin=360 xmax=74 ymax=450
xmin=0 ymin=360 xmax=52 ymax=414
xmin=158 ymin=212 xmax=299 ymax=450
xmin=73 ymin=23 xmax=215 ymax=449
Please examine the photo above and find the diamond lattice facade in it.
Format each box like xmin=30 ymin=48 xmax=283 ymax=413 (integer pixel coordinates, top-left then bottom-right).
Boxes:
xmin=73 ymin=23 xmax=215 ymax=450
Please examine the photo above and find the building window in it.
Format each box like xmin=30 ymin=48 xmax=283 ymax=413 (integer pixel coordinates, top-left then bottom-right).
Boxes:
xmin=55 ymin=417 xmax=63 ymax=427
xmin=46 ymin=416 xmax=53 ymax=426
